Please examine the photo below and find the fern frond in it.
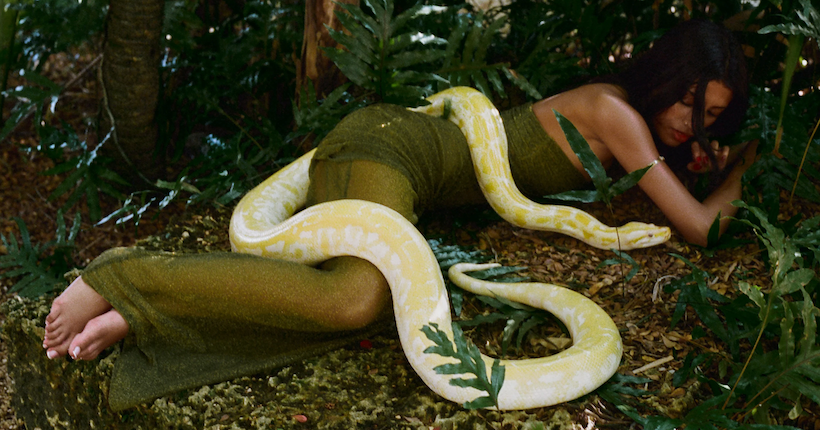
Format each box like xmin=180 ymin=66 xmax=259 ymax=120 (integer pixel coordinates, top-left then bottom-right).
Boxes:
xmin=0 ymin=214 xmax=79 ymax=298
xmin=323 ymin=0 xmax=447 ymax=106
xmin=288 ymin=82 xmax=363 ymax=144
xmin=437 ymin=13 xmax=512 ymax=99
xmin=325 ymin=0 xmax=541 ymax=105
xmin=421 ymin=322 xmax=505 ymax=409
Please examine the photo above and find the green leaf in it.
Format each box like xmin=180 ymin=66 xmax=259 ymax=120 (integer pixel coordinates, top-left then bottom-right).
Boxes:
xmin=706 ymin=212 xmax=722 ymax=248
xmin=324 ymin=0 xmax=457 ymax=104
xmin=776 ymin=268 xmax=815 ymax=295
xmin=288 ymin=82 xmax=361 ymax=143
xmin=457 ymin=312 xmax=508 ymax=327
xmin=463 ymin=396 xmax=496 ymax=410
xmin=597 ymin=249 xmax=640 ymax=283
xmin=596 ymin=374 xmax=661 ymax=427
xmin=758 ymin=0 xmax=820 ymax=40
xmin=333 ymin=12 xmax=376 ymax=57
xmin=548 ymin=109 xmax=657 ymax=208
xmin=461 ymin=14 xmax=482 ymax=64
xmin=502 ymin=67 xmax=541 ymax=99
xmin=674 ymin=351 xmax=714 ymax=387
xmin=794 ymin=356 xmax=820 ymax=382
xmin=0 ymin=216 xmax=77 ymax=298
xmin=421 ymin=322 xmax=505 ymax=409
xmin=465 ymin=266 xmax=529 ymax=282
xmin=543 ymin=189 xmax=599 ymax=203
xmin=476 ymin=17 xmax=505 ymax=62
xmin=738 ymin=281 xmax=766 ymax=310
xmin=666 ymin=254 xmax=736 ymax=355
xmin=339 ymin=1 xmax=379 ymax=34
xmin=441 ymin=14 xmax=468 ymax=65
xmin=421 ymin=323 xmax=456 ymax=356
xmin=516 ymin=317 xmax=546 ymax=350
xmin=607 ymin=164 xmax=651 ymax=198
xmin=389 ymin=2 xmax=424 ymax=35
xmin=386 ymin=49 xmax=445 ymax=69
xmin=641 ymin=417 xmax=684 ymax=430
xmin=427 ymin=238 xmax=490 ymax=271
xmin=553 ymin=110 xmax=609 ymax=197
xmin=781 ymin=371 xmax=820 ymax=405
xmin=797 ymin=291 xmax=817 ymax=356
xmin=323 ymin=46 xmax=373 ymax=87
xmin=459 ymin=286 xmax=555 ymax=355
xmin=780 ymin=300 xmax=796 ymax=363
xmin=0 ymin=70 xmax=64 ymax=141
xmin=85 ymin=181 xmax=101 ymax=222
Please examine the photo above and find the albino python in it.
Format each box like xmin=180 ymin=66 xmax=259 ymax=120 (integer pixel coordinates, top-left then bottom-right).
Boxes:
xmin=229 ymin=87 xmax=671 ymax=409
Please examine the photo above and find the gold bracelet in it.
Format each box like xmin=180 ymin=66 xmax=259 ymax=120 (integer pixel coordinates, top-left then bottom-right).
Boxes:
xmin=651 ymin=156 xmax=666 ymax=166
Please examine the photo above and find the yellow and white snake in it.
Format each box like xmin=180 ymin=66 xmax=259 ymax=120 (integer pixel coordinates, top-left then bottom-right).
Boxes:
xmin=229 ymin=87 xmax=670 ymax=409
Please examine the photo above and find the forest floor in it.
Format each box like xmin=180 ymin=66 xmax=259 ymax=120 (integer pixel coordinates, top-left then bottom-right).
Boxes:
xmin=2 ymin=54 xmax=820 ymax=429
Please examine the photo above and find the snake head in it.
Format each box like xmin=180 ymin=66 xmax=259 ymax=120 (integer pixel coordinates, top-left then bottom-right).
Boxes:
xmin=616 ymin=222 xmax=671 ymax=250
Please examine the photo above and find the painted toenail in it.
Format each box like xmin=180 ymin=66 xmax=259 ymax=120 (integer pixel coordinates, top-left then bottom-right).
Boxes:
xmin=47 ymin=350 xmax=57 ymax=359
xmin=72 ymin=346 xmax=81 ymax=359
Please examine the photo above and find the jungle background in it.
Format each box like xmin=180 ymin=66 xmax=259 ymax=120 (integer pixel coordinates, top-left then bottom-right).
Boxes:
xmin=0 ymin=0 xmax=819 ymax=428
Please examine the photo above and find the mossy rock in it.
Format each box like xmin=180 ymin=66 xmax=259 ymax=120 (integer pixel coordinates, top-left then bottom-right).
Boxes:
xmin=2 ymin=292 xmax=125 ymax=429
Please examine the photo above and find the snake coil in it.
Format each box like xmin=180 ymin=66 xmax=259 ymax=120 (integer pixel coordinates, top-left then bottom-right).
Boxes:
xmin=229 ymin=87 xmax=670 ymax=409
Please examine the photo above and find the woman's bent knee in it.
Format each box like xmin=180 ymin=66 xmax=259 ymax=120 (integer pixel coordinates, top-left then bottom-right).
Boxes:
xmin=318 ymin=257 xmax=392 ymax=330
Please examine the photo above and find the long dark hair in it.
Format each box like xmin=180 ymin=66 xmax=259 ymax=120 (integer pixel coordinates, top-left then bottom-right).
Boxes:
xmin=613 ymin=19 xmax=749 ymax=173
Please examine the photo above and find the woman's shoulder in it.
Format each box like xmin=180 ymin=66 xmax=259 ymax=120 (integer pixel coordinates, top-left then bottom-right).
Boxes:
xmin=536 ymin=83 xmax=634 ymax=117
xmin=576 ymin=83 xmax=636 ymax=118
xmin=535 ymin=83 xmax=646 ymax=139
xmin=552 ymin=82 xmax=627 ymax=102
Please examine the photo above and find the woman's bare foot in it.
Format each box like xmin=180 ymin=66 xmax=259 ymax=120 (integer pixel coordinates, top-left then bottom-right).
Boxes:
xmin=43 ymin=276 xmax=113 ymax=359
xmin=68 ymin=309 xmax=130 ymax=360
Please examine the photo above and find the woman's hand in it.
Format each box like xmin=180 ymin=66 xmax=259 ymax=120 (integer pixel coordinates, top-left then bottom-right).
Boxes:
xmin=687 ymin=140 xmax=729 ymax=173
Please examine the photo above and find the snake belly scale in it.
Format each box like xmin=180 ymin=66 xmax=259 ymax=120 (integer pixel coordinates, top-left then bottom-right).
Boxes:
xmin=229 ymin=87 xmax=670 ymax=409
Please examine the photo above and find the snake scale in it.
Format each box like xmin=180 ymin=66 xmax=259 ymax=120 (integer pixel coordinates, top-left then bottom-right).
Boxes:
xmin=229 ymin=87 xmax=671 ymax=409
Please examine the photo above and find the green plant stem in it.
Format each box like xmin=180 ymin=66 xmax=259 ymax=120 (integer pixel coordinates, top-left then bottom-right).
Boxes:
xmin=607 ymin=206 xmax=628 ymax=292
xmin=722 ymin=296 xmax=773 ymax=410
xmin=772 ymin=34 xmax=805 ymax=157
xmin=788 ymin=115 xmax=820 ymax=206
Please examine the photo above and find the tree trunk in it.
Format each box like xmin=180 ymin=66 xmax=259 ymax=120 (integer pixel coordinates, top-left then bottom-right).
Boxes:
xmin=99 ymin=0 xmax=165 ymax=186
xmin=296 ymin=0 xmax=358 ymax=101
xmin=0 ymin=0 xmax=19 ymax=119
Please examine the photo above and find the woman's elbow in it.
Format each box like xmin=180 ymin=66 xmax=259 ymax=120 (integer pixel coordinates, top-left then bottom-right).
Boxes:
xmin=679 ymin=227 xmax=709 ymax=247
xmin=678 ymin=214 xmax=730 ymax=247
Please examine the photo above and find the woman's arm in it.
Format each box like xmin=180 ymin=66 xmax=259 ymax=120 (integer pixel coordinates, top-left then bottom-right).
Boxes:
xmin=592 ymin=94 xmax=757 ymax=246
